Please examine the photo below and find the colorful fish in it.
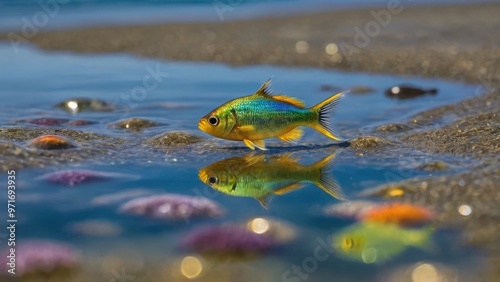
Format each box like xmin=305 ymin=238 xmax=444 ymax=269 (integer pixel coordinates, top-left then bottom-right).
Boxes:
xmin=198 ymin=152 xmax=344 ymax=208
xmin=332 ymin=222 xmax=434 ymax=264
xmin=361 ymin=203 xmax=434 ymax=227
xmin=198 ymin=79 xmax=348 ymax=150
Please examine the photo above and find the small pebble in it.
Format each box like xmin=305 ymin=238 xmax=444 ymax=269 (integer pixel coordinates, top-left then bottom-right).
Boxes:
xmin=418 ymin=161 xmax=449 ymax=171
xmin=319 ymin=84 xmax=341 ymax=92
xmin=112 ymin=118 xmax=158 ymax=131
xmin=27 ymin=117 xmax=69 ymax=126
xmin=147 ymin=131 xmax=204 ymax=147
xmin=350 ymin=86 xmax=375 ymax=94
xmin=56 ymin=98 xmax=114 ymax=113
xmin=385 ymin=85 xmax=438 ymax=99
xmin=349 ymin=136 xmax=394 ymax=149
xmin=375 ymin=123 xmax=412 ymax=133
xmin=27 ymin=135 xmax=77 ymax=150
xmin=68 ymin=119 xmax=96 ymax=126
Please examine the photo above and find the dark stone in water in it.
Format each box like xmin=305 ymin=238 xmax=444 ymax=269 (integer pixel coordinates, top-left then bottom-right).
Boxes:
xmin=0 ymin=240 xmax=80 ymax=276
xmin=112 ymin=118 xmax=158 ymax=131
xmin=319 ymin=84 xmax=341 ymax=92
xmin=375 ymin=123 xmax=412 ymax=133
xmin=147 ymin=131 xmax=204 ymax=147
xmin=418 ymin=160 xmax=450 ymax=171
xmin=350 ymin=85 xmax=375 ymax=94
xmin=68 ymin=120 xmax=96 ymax=126
xmin=385 ymin=85 xmax=437 ymax=99
xmin=27 ymin=117 xmax=69 ymax=126
xmin=27 ymin=135 xmax=77 ymax=150
xmin=119 ymin=194 xmax=224 ymax=221
xmin=181 ymin=225 xmax=276 ymax=255
xmin=40 ymin=169 xmax=112 ymax=186
xmin=349 ymin=136 xmax=394 ymax=149
xmin=56 ymin=98 xmax=114 ymax=113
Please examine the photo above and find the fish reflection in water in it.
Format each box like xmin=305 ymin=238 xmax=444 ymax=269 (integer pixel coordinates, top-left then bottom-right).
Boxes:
xmin=331 ymin=222 xmax=434 ymax=264
xmin=198 ymin=152 xmax=344 ymax=208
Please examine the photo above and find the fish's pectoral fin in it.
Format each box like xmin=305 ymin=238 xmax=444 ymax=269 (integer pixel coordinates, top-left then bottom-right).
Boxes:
xmin=243 ymin=139 xmax=256 ymax=150
xmin=274 ymin=183 xmax=304 ymax=195
xmin=238 ymin=125 xmax=256 ymax=134
xmin=272 ymin=95 xmax=306 ymax=108
xmin=243 ymin=139 xmax=267 ymax=150
xmin=242 ymin=152 xmax=265 ymax=166
xmin=273 ymin=153 xmax=300 ymax=164
xmin=277 ymin=127 xmax=304 ymax=143
xmin=252 ymin=139 xmax=267 ymax=150
xmin=256 ymin=194 xmax=273 ymax=209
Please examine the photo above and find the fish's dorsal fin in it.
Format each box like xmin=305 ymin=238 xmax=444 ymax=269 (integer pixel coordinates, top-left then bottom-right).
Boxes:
xmin=255 ymin=78 xmax=274 ymax=98
xmin=242 ymin=152 xmax=265 ymax=166
xmin=256 ymin=194 xmax=273 ymax=209
xmin=272 ymin=95 xmax=306 ymax=108
xmin=274 ymin=182 xmax=304 ymax=195
xmin=278 ymin=128 xmax=304 ymax=143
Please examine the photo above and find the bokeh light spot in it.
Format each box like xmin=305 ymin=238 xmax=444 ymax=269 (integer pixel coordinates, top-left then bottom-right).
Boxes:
xmin=249 ymin=217 xmax=270 ymax=234
xmin=181 ymin=256 xmax=203 ymax=279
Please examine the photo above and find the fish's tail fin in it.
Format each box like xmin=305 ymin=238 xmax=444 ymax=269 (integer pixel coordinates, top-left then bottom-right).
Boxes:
xmin=311 ymin=151 xmax=346 ymax=200
xmin=407 ymin=225 xmax=436 ymax=252
xmin=309 ymin=90 xmax=349 ymax=141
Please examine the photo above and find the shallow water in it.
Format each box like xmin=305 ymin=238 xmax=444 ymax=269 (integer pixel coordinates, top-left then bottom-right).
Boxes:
xmin=0 ymin=44 xmax=485 ymax=281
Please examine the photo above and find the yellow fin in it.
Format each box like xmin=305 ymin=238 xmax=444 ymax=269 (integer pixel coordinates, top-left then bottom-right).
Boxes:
xmin=256 ymin=194 xmax=272 ymax=209
xmin=273 ymin=153 xmax=300 ymax=164
xmin=243 ymin=139 xmax=267 ymax=150
xmin=252 ymin=139 xmax=267 ymax=150
xmin=243 ymin=139 xmax=256 ymax=150
xmin=310 ymin=151 xmax=345 ymax=200
xmin=238 ymin=125 xmax=256 ymax=133
xmin=255 ymin=78 xmax=273 ymax=97
xmin=278 ymin=127 xmax=304 ymax=142
xmin=309 ymin=90 xmax=349 ymax=141
xmin=242 ymin=152 xmax=265 ymax=166
xmin=272 ymin=95 xmax=305 ymax=107
xmin=274 ymin=183 xmax=304 ymax=195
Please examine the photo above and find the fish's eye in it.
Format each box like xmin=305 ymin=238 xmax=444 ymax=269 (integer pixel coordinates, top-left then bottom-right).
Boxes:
xmin=208 ymin=176 xmax=219 ymax=184
xmin=208 ymin=116 xmax=219 ymax=126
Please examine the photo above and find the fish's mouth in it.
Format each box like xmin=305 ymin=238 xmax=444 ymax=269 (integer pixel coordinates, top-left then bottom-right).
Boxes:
xmin=198 ymin=118 xmax=209 ymax=133
xmin=198 ymin=169 xmax=209 ymax=184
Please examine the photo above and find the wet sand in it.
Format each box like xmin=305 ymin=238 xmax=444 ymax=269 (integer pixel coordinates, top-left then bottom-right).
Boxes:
xmin=3 ymin=3 xmax=499 ymax=84
xmin=1 ymin=2 xmax=500 ymax=280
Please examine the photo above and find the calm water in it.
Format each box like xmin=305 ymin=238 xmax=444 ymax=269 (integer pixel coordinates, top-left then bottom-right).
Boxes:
xmin=0 ymin=44 xmax=485 ymax=281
